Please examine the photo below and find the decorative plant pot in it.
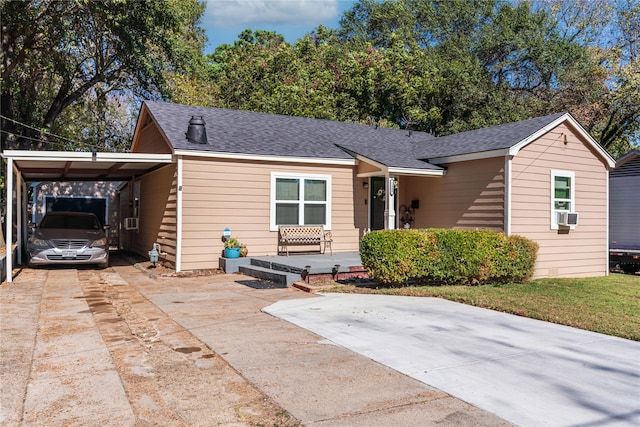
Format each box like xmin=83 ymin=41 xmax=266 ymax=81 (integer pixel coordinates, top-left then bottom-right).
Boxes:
xmin=224 ymin=247 xmax=241 ymax=258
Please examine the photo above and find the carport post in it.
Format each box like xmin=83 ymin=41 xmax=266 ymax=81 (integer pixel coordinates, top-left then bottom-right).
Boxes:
xmin=16 ymin=171 xmax=22 ymax=265
xmin=5 ymin=156 xmax=13 ymax=283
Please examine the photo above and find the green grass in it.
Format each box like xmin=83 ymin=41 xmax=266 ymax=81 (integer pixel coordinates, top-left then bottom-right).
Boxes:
xmin=330 ymin=274 xmax=640 ymax=341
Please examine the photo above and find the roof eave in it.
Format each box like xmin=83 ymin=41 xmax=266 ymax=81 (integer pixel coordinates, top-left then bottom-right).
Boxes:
xmin=173 ymin=149 xmax=356 ymax=166
xmin=616 ymin=149 xmax=640 ymax=167
xmin=428 ymin=148 xmax=510 ymax=165
xmin=353 ymin=154 xmax=444 ymax=176
xmin=387 ymin=167 xmax=445 ymax=176
xmin=1 ymin=150 xmax=173 ymax=163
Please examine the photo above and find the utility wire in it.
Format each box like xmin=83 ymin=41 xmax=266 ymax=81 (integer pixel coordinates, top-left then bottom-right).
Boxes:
xmin=0 ymin=114 xmax=112 ymax=151
xmin=0 ymin=129 xmax=69 ymax=149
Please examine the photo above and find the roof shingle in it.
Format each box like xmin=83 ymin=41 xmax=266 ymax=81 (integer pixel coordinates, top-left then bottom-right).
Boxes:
xmin=142 ymin=102 xmax=571 ymax=170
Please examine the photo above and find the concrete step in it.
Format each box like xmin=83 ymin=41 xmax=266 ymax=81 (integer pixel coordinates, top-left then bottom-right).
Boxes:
xmin=239 ymin=264 xmax=301 ymax=286
xmin=250 ymin=258 xmax=305 ymax=274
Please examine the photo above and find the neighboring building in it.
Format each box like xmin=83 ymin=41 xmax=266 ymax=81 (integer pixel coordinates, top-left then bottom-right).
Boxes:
xmin=125 ymin=101 xmax=615 ymax=278
xmin=609 ymin=150 xmax=640 ymax=273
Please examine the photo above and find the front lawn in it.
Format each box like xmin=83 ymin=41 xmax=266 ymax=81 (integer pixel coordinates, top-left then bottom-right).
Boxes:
xmin=330 ymin=273 xmax=640 ymax=341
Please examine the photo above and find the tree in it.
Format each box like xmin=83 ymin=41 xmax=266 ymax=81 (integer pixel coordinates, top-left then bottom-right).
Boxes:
xmin=1 ymin=0 xmax=207 ymax=151
xmin=337 ymin=0 xmax=639 ymax=154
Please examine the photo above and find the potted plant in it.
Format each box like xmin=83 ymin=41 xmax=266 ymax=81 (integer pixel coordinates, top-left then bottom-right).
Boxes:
xmin=239 ymin=243 xmax=248 ymax=257
xmin=224 ymin=237 xmax=241 ymax=258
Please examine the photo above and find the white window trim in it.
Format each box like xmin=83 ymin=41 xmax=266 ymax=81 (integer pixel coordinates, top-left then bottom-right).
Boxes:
xmin=270 ymin=172 xmax=332 ymax=231
xmin=550 ymin=169 xmax=575 ymax=230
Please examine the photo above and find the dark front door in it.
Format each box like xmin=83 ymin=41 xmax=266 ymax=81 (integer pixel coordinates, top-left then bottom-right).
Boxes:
xmin=370 ymin=177 xmax=386 ymax=230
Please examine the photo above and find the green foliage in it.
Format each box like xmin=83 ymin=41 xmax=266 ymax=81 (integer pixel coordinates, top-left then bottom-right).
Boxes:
xmin=224 ymin=237 xmax=240 ymax=248
xmin=360 ymin=229 xmax=538 ymax=286
xmin=1 ymin=0 xmax=207 ymax=151
xmin=178 ymin=0 xmax=637 ymax=153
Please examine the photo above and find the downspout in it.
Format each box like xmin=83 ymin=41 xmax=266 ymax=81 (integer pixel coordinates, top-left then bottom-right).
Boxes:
xmin=504 ymin=155 xmax=513 ymax=236
xmin=605 ymin=167 xmax=610 ymax=276
xmin=176 ymin=155 xmax=183 ymax=272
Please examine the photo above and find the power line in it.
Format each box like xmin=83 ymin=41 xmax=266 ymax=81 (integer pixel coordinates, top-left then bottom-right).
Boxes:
xmin=0 ymin=129 xmax=69 ymax=149
xmin=0 ymin=114 xmax=112 ymax=151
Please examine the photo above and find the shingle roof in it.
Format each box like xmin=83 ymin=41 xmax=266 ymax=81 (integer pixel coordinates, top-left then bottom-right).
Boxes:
xmin=143 ymin=101 xmax=440 ymax=170
xmin=143 ymin=101 xmax=570 ymax=170
xmin=413 ymin=112 xmax=567 ymax=159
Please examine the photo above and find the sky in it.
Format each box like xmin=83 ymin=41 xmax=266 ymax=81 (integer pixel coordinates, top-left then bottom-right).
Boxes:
xmin=201 ymin=0 xmax=357 ymax=53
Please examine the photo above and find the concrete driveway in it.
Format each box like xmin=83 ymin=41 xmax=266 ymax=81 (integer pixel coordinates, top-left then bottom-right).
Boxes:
xmin=264 ymin=293 xmax=640 ymax=427
xmin=1 ymin=259 xmax=508 ymax=426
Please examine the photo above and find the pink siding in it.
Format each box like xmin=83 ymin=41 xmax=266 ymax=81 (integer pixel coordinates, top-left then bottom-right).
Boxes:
xmin=511 ymin=123 xmax=609 ymax=278
xmin=401 ymin=157 xmax=505 ymax=231
xmin=180 ymin=157 xmax=362 ymax=271
xmin=129 ymin=165 xmax=178 ymax=267
xmin=132 ymin=110 xmax=173 ymax=154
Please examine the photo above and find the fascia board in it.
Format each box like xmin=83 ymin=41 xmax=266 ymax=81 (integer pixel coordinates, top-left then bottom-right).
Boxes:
xmin=353 ymin=154 xmax=388 ymax=172
xmin=354 ymin=154 xmax=444 ymax=176
xmin=129 ymin=103 xmax=148 ymax=152
xmin=387 ymin=167 xmax=445 ymax=176
xmin=428 ymin=148 xmax=509 ymax=164
xmin=2 ymin=150 xmax=173 ymax=163
xmin=173 ymin=149 xmax=356 ymax=166
xmin=2 ymin=150 xmax=94 ymax=161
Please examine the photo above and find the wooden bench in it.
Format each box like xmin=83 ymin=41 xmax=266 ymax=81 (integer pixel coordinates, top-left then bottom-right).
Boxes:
xmin=278 ymin=225 xmax=333 ymax=256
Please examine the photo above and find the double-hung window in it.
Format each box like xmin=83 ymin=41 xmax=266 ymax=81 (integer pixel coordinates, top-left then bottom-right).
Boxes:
xmin=270 ymin=173 xmax=331 ymax=231
xmin=550 ymin=170 xmax=575 ymax=229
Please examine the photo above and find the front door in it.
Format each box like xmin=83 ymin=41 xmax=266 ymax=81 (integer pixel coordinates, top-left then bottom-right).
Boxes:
xmin=370 ymin=177 xmax=386 ymax=230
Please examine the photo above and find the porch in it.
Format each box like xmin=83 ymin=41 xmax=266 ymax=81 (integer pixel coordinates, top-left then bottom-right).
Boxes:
xmin=219 ymin=252 xmax=368 ymax=287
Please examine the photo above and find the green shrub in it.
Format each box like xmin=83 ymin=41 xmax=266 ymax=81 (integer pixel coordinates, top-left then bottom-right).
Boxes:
xmin=360 ymin=229 xmax=538 ymax=286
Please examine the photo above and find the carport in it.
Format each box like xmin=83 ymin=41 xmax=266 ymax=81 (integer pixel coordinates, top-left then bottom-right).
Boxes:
xmin=2 ymin=150 xmax=173 ymax=282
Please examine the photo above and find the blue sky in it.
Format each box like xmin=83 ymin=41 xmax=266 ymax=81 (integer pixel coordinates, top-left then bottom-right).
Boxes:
xmin=201 ymin=0 xmax=357 ymax=53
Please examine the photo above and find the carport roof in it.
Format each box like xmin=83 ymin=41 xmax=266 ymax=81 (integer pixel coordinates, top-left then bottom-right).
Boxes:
xmin=2 ymin=150 xmax=173 ymax=181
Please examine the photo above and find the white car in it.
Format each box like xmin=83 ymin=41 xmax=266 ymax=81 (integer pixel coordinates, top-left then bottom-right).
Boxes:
xmin=28 ymin=212 xmax=109 ymax=268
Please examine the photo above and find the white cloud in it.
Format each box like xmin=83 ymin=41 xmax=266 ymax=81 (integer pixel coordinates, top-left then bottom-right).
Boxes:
xmin=203 ymin=0 xmax=339 ymax=28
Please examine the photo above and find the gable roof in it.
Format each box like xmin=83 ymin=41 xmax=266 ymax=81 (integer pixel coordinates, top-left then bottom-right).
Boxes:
xmin=140 ymin=101 xmax=442 ymax=172
xmin=413 ymin=113 xmax=566 ymax=159
xmin=415 ymin=112 xmax=615 ymax=167
xmin=137 ymin=102 xmax=614 ymax=172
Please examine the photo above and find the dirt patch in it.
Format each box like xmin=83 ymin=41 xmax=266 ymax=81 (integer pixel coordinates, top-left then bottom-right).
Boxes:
xmin=75 ymin=268 xmax=300 ymax=426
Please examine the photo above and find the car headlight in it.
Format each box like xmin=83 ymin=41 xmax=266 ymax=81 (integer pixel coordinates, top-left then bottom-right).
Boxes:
xmin=90 ymin=237 xmax=108 ymax=248
xmin=28 ymin=237 xmax=51 ymax=249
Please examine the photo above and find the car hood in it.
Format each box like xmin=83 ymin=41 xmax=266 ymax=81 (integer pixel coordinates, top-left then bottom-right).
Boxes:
xmin=33 ymin=228 xmax=105 ymax=241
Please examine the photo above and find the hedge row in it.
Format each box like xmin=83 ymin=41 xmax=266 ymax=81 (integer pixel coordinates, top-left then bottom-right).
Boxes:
xmin=359 ymin=229 xmax=539 ymax=286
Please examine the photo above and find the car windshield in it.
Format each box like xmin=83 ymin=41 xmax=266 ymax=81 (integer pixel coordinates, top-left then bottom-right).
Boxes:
xmin=40 ymin=215 xmax=100 ymax=230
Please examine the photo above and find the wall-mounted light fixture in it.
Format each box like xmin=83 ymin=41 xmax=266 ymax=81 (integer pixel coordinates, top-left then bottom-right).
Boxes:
xmin=363 ymin=181 xmax=369 ymax=189
xmin=389 ymin=177 xmax=397 ymax=196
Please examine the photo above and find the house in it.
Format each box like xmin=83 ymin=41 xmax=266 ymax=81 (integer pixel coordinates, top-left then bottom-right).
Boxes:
xmin=126 ymin=101 xmax=615 ymax=278
xmin=609 ymin=150 xmax=640 ymax=272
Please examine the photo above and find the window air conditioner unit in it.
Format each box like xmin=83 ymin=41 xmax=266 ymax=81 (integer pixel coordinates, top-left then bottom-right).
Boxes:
xmin=124 ymin=217 xmax=139 ymax=230
xmin=557 ymin=212 xmax=578 ymax=227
